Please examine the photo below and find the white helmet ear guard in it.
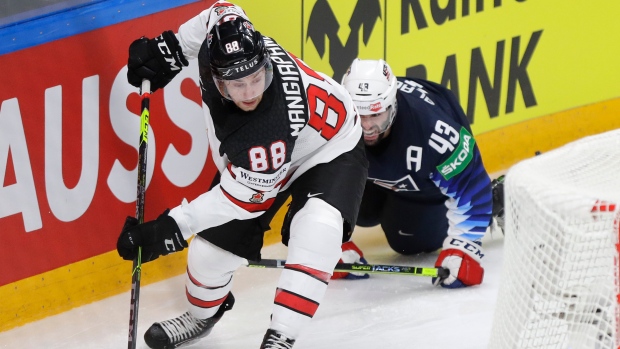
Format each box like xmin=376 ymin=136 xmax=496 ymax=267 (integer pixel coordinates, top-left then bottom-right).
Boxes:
xmin=341 ymin=58 xmax=398 ymax=117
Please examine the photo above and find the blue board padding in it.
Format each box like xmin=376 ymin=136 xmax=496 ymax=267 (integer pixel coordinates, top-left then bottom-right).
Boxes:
xmin=0 ymin=0 xmax=200 ymax=55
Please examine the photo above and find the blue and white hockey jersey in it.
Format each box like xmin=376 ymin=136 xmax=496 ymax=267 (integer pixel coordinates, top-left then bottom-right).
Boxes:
xmin=365 ymin=77 xmax=492 ymax=241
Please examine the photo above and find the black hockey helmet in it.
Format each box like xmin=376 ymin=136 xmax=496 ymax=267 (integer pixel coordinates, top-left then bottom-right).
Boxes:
xmin=208 ymin=16 xmax=273 ymax=100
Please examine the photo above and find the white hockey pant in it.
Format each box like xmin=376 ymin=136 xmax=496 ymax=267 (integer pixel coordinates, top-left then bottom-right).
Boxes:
xmin=270 ymin=198 xmax=343 ymax=339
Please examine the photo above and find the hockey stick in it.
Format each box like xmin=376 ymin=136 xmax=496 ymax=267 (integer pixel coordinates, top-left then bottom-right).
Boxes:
xmin=247 ymin=259 xmax=449 ymax=279
xmin=127 ymin=79 xmax=151 ymax=349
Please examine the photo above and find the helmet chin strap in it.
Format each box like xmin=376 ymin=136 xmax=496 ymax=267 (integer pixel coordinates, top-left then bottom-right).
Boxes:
xmin=377 ymin=102 xmax=398 ymax=134
xmin=377 ymin=118 xmax=392 ymax=135
xmin=387 ymin=100 xmax=397 ymax=128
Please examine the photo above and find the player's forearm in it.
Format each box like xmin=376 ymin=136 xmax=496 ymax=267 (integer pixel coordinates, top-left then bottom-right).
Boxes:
xmin=446 ymin=211 xmax=491 ymax=241
xmin=439 ymin=162 xmax=493 ymax=240
xmin=175 ymin=11 xmax=209 ymax=60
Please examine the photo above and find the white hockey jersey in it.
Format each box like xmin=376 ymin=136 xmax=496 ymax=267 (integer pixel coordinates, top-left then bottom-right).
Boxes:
xmin=168 ymin=1 xmax=362 ymax=239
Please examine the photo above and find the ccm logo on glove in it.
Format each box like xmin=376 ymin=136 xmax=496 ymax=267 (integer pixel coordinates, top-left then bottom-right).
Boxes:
xmin=446 ymin=238 xmax=484 ymax=258
xmin=154 ymin=33 xmax=184 ymax=71
xmin=433 ymin=236 xmax=484 ymax=288
xmin=164 ymin=237 xmax=183 ymax=253
xmin=127 ymin=30 xmax=189 ymax=92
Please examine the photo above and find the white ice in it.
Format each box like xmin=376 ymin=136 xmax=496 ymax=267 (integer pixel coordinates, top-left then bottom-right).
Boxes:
xmin=0 ymin=226 xmax=504 ymax=349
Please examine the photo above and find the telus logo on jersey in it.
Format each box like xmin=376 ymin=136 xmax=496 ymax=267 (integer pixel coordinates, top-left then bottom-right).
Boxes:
xmin=436 ymin=127 xmax=476 ymax=180
xmin=263 ymin=37 xmax=308 ymax=137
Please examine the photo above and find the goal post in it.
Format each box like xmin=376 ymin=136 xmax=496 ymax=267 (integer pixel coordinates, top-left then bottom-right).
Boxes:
xmin=489 ymin=129 xmax=620 ymax=349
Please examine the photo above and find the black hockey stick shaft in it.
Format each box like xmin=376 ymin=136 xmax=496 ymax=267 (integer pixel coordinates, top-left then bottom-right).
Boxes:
xmin=247 ymin=259 xmax=449 ymax=279
xmin=127 ymin=79 xmax=151 ymax=349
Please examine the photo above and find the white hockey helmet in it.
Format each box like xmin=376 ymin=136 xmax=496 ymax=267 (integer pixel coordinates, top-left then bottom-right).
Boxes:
xmin=341 ymin=59 xmax=398 ymax=132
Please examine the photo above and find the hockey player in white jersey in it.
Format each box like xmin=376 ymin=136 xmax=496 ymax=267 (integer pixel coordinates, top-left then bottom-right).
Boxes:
xmin=116 ymin=2 xmax=367 ymax=348
xmin=335 ymin=58 xmax=504 ymax=287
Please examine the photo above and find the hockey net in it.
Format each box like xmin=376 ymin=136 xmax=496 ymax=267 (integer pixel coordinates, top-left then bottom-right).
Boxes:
xmin=489 ymin=129 xmax=620 ymax=349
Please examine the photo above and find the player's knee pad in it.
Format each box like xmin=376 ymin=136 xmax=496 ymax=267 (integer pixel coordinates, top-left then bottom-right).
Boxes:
xmin=187 ymin=235 xmax=245 ymax=285
xmin=286 ymin=198 xmax=343 ymax=272
xmin=185 ymin=236 xmax=243 ymax=319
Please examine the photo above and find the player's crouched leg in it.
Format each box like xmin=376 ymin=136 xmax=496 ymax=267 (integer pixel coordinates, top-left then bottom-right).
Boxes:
xmin=267 ymin=198 xmax=343 ymax=342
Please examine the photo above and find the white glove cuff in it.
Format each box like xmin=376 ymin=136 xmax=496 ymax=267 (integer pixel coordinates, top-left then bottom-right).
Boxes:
xmin=442 ymin=236 xmax=484 ymax=261
xmin=340 ymin=249 xmax=362 ymax=264
xmin=168 ymin=198 xmax=193 ymax=240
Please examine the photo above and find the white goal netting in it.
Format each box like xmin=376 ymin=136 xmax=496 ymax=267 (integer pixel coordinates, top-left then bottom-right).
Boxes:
xmin=489 ymin=129 xmax=620 ymax=349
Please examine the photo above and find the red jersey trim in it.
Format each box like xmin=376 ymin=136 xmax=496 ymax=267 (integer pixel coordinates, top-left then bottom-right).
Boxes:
xmin=221 ymin=187 xmax=275 ymax=212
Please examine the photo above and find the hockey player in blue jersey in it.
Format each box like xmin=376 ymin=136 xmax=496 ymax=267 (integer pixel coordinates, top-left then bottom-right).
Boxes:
xmin=335 ymin=58 xmax=503 ymax=288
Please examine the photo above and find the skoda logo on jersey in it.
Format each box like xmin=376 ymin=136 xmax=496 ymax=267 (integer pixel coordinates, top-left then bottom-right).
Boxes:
xmin=306 ymin=0 xmax=382 ymax=79
xmin=437 ymin=128 xmax=475 ymax=180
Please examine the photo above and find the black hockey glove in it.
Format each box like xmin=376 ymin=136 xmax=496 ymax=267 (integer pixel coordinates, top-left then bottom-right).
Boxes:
xmin=116 ymin=210 xmax=188 ymax=263
xmin=127 ymin=30 xmax=189 ymax=92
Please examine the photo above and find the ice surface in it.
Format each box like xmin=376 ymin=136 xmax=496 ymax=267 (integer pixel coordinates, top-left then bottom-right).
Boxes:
xmin=0 ymin=226 xmax=504 ymax=349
